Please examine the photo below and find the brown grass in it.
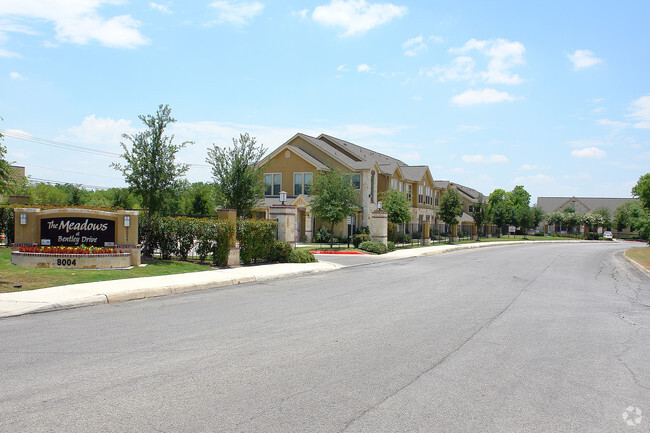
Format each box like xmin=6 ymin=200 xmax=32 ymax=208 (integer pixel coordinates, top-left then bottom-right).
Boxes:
xmin=625 ymin=247 xmax=650 ymax=271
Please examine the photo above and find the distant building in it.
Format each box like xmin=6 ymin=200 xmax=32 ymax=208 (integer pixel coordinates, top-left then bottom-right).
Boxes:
xmin=536 ymin=196 xmax=638 ymax=232
xmin=1 ymin=165 xmax=27 ymax=204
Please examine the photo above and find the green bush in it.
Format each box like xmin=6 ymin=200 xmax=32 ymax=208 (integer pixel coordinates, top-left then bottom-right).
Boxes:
xmin=269 ymin=241 xmax=292 ymax=262
xmin=395 ymin=232 xmax=411 ymax=243
xmin=237 ymin=219 xmax=278 ymax=264
xmin=356 ymin=226 xmax=370 ymax=235
xmin=352 ymin=233 xmax=371 ymax=248
xmin=387 ymin=241 xmax=396 ymax=251
xmin=288 ymin=249 xmax=317 ymax=263
xmin=0 ymin=205 xmax=16 ymax=243
xmin=359 ymin=240 xmax=388 ymax=254
xmin=314 ymin=226 xmax=331 ymax=243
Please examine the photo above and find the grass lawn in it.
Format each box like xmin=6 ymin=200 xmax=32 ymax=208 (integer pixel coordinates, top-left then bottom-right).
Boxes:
xmin=0 ymin=247 xmax=216 ymax=293
xmin=625 ymin=247 xmax=650 ymax=271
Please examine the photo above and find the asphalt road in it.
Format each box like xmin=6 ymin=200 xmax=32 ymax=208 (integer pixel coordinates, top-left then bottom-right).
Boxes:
xmin=1 ymin=242 xmax=648 ymax=432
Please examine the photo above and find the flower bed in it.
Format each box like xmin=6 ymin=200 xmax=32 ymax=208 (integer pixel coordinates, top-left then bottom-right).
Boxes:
xmin=18 ymin=245 xmax=122 ymax=255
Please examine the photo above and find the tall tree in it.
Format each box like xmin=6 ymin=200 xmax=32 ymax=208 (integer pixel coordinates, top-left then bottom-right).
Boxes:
xmin=488 ymin=188 xmax=510 ymax=236
xmin=111 ymin=104 xmax=190 ymax=256
xmin=631 ymin=173 xmax=650 ymax=210
xmin=0 ymin=126 xmax=16 ymax=197
xmin=593 ymin=206 xmax=612 ymax=229
xmin=438 ymin=188 xmax=463 ymax=242
xmin=206 ymin=133 xmax=267 ymax=218
xmin=471 ymin=193 xmax=488 ymax=236
xmin=309 ymin=169 xmax=359 ymax=247
xmin=380 ymin=189 xmax=411 ymax=224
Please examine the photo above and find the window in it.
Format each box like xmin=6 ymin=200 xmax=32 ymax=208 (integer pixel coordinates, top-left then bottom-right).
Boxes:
xmin=370 ymin=171 xmax=375 ymax=203
xmin=418 ymin=185 xmax=423 ymax=204
xmin=391 ymin=179 xmax=398 ymax=190
xmin=406 ymin=184 xmax=412 ymax=201
xmin=399 ymin=182 xmax=404 ymax=192
xmin=294 ymin=172 xmax=313 ymax=195
xmin=265 ymin=173 xmax=281 ymax=196
xmin=435 ymin=190 xmax=439 ymax=207
xmin=351 ymin=174 xmax=361 ymax=190
xmin=468 ymin=205 xmax=474 ymax=213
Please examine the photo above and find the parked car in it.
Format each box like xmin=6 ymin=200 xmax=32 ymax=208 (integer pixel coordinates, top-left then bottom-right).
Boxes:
xmin=603 ymin=231 xmax=613 ymax=240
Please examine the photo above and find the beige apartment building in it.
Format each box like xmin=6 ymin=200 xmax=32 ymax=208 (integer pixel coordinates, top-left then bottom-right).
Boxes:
xmin=255 ymin=133 xmax=471 ymax=242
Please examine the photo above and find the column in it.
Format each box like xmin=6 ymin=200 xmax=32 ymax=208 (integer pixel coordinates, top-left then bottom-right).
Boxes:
xmin=270 ymin=205 xmax=298 ymax=248
xmin=370 ymin=209 xmax=388 ymax=246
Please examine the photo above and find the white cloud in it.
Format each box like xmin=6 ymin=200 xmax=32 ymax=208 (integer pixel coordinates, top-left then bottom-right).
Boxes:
xmin=568 ymin=49 xmax=603 ymax=70
xmin=570 ymin=147 xmax=606 ymax=159
xmin=0 ymin=1 xmax=149 ymax=49
xmin=451 ymin=88 xmax=517 ymax=106
xmin=513 ymin=174 xmax=553 ymax=183
xmin=312 ymin=0 xmax=407 ymax=37
xmin=292 ymin=9 xmax=309 ymax=19
xmin=9 ymin=72 xmax=24 ymax=80
xmin=420 ymin=56 xmax=475 ymax=82
xmin=64 ymin=115 xmax=136 ymax=147
xmin=597 ymin=118 xmax=630 ymax=130
xmin=520 ymin=163 xmax=538 ymax=171
xmin=628 ymin=94 xmax=650 ymax=129
xmin=0 ymin=48 xmax=21 ymax=58
xmin=150 ymin=2 xmax=172 ymax=14
xmin=412 ymin=95 xmax=422 ymax=101
xmin=402 ymin=35 xmax=427 ymax=56
xmin=450 ymin=38 xmax=526 ymax=84
xmin=461 ymin=154 xmax=509 ymax=163
xmin=209 ymin=1 xmax=265 ymax=25
xmin=357 ymin=63 xmax=374 ymax=73
xmin=337 ymin=64 xmax=348 ymax=72
xmin=568 ymin=139 xmax=605 ymax=148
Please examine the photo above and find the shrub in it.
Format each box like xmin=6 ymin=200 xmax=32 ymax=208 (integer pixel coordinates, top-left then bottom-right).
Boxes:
xmin=237 ymin=219 xmax=277 ymax=264
xmin=359 ymin=241 xmax=388 ymax=254
xmin=288 ymin=249 xmax=317 ymax=263
xmin=0 ymin=205 xmax=15 ymax=243
xmin=395 ymin=232 xmax=411 ymax=243
xmin=352 ymin=233 xmax=371 ymax=248
xmin=387 ymin=241 xmax=396 ymax=251
xmin=269 ymin=241 xmax=292 ymax=263
xmin=356 ymin=226 xmax=370 ymax=235
xmin=314 ymin=226 xmax=331 ymax=243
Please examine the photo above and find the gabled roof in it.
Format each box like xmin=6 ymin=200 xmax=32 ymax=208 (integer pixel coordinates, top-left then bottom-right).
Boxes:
xmin=434 ymin=180 xmax=450 ymax=189
xmin=536 ymin=197 xmax=636 ymax=214
xmin=452 ymin=182 xmax=484 ymax=202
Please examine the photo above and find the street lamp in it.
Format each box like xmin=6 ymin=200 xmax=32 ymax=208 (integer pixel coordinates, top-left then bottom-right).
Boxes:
xmin=279 ymin=190 xmax=287 ymax=205
xmin=377 ymin=201 xmax=382 ymax=210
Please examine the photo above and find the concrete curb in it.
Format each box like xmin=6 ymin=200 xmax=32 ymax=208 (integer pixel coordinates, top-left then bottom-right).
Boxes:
xmin=0 ymin=262 xmax=341 ymax=319
xmin=0 ymin=240 xmax=628 ymax=319
xmin=623 ymin=252 xmax=650 ymax=278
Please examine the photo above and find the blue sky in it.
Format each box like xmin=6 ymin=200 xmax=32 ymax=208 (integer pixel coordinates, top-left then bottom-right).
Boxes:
xmin=1 ymin=0 xmax=649 ymax=202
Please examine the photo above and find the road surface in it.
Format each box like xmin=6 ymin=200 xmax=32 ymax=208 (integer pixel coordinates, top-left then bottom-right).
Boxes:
xmin=1 ymin=242 xmax=648 ymax=432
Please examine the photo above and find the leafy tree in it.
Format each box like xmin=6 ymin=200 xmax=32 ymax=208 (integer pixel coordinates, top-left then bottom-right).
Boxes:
xmin=380 ymin=189 xmax=411 ymax=224
xmin=507 ymin=185 xmax=531 ymax=208
xmin=438 ymin=188 xmax=463 ymax=241
xmin=111 ymin=104 xmax=190 ymax=256
xmin=531 ymin=206 xmax=546 ymax=230
xmin=593 ymin=206 xmax=612 ymax=229
xmin=179 ymin=182 xmax=216 ymax=215
xmin=471 ymin=194 xmax=488 ymax=236
xmin=28 ymin=183 xmax=68 ymax=205
xmin=309 ymin=169 xmax=359 ymax=247
xmin=0 ymin=127 xmax=16 ymax=197
xmin=488 ymin=188 xmax=511 ymax=235
xmin=206 ymin=133 xmax=267 ymax=218
xmin=614 ymin=201 xmax=641 ymax=231
xmin=515 ymin=206 xmax=536 ymax=237
xmin=632 ymin=173 xmax=650 ymax=210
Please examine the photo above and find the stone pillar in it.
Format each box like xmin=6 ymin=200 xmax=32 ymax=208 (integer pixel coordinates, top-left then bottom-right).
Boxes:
xmin=304 ymin=212 xmax=313 ymax=243
xmin=422 ymin=221 xmax=431 ymax=246
xmin=472 ymin=223 xmax=478 ymax=240
xmin=451 ymin=224 xmax=459 ymax=243
xmin=13 ymin=208 xmax=40 ymax=245
xmin=486 ymin=224 xmax=492 ymax=238
xmin=544 ymin=224 xmax=549 ymax=235
xmin=270 ymin=205 xmax=298 ymax=248
xmin=370 ymin=209 xmax=388 ymax=245
xmin=217 ymin=209 xmax=239 ymax=266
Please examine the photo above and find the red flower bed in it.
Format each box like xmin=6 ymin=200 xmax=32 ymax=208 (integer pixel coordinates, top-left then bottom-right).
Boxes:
xmin=18 ymin=245 xmax=122 ymax=255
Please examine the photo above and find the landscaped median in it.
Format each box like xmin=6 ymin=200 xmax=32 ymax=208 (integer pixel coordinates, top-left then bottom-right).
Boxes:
xmin=624 ymin=246 xmax=650 ymax=276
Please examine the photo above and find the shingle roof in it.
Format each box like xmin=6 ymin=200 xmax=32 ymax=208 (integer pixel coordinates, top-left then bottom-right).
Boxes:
xmin=536 ymin=197 xmax=636 ymax=214
xmin=434 ymin=180 xmax=450 ymax=189
xmin=400 ymin=165 xmax=429 ymax=182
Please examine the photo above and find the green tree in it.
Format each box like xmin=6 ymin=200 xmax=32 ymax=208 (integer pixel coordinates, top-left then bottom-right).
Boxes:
xmin=111 ymin=104 xmax=190 ymax=256
xmin=380 ymin=189 xmax=411 ymax=224
xmin=309 ymin=169 xmax=359 ymax=247
xmin=614 ymin=201 xmax=642 ymax=231
xmin=28 ymin=183 xmax=67 ymax=205
xmin=488 ymin=189 xmax=510 ymax=236
xmin=0 ymin=128 xmax=16 ymax=197
xmin=206 ymin=133 xmax=267 ymax=218
xmin=471 ymin=194 xmax=488 ymax=236
xmin=593 ymin=206 xmax=612 ymax=229
xmin=438 ymin=188 xmax=463 ymax=241
xmin=179 ymin=182 xmax=216 ymax=215
xmin=632 ymin=173 xmax=650 ymax=210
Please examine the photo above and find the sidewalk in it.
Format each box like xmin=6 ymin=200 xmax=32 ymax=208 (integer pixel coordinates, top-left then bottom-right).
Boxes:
xmin=0 ymin=240 xmax=633 ymax=319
